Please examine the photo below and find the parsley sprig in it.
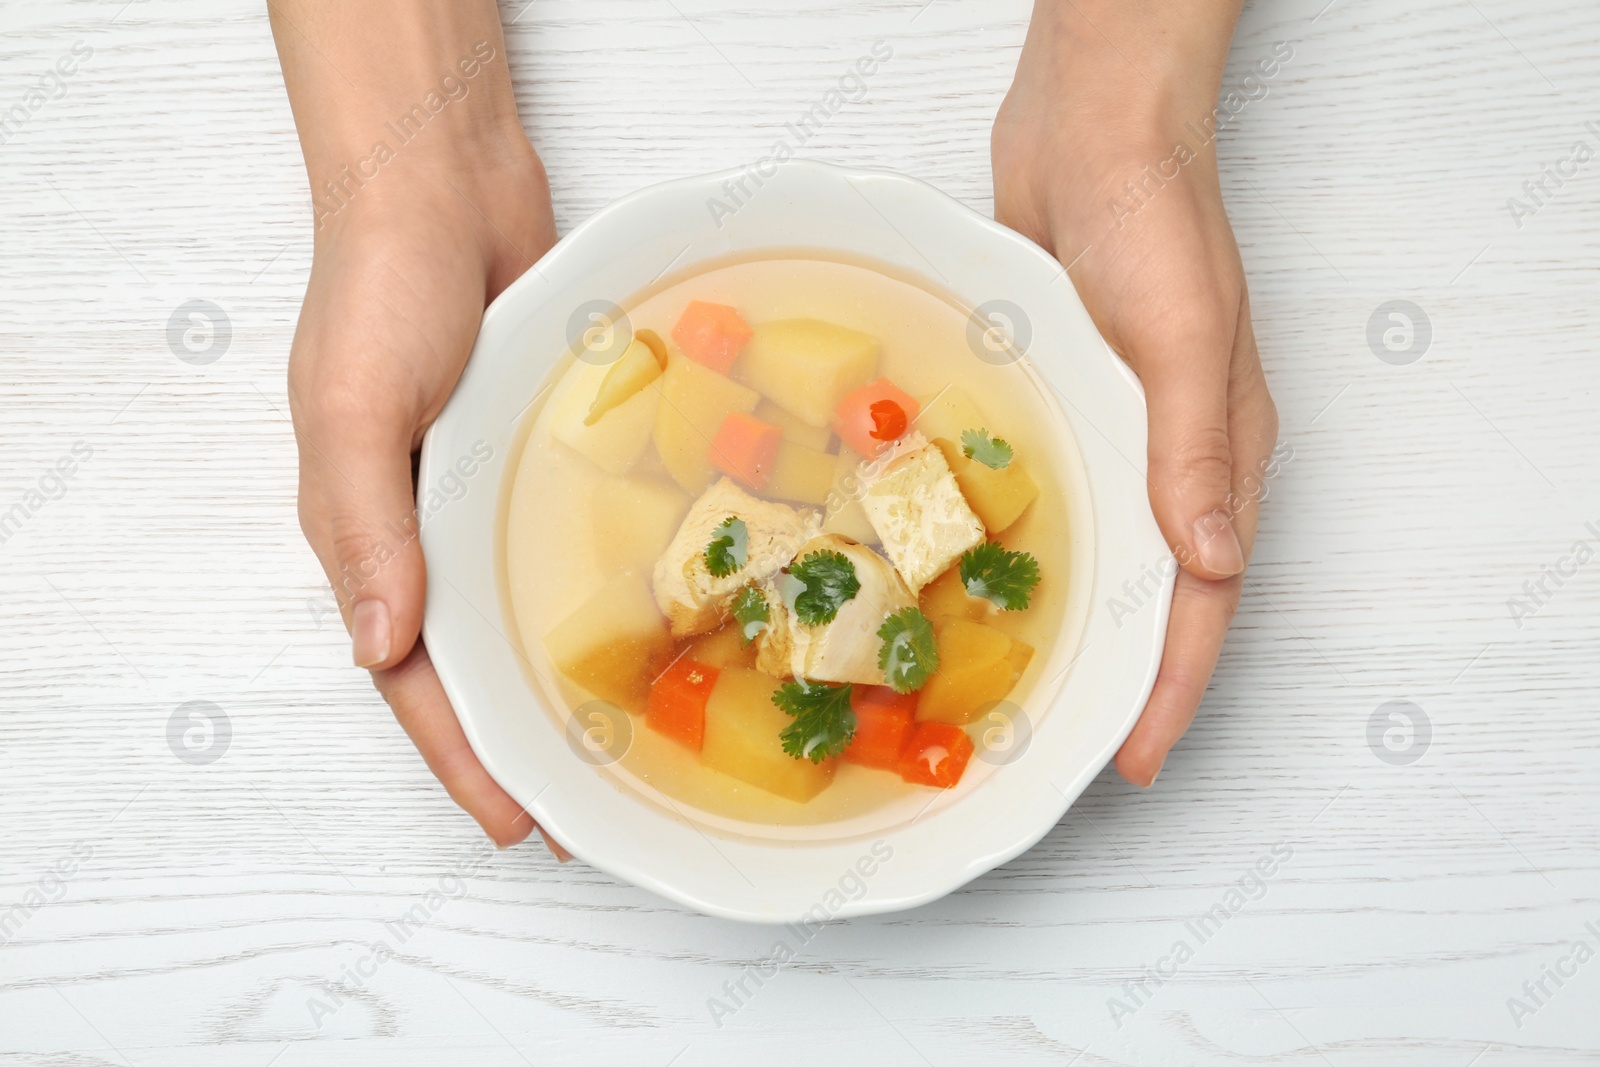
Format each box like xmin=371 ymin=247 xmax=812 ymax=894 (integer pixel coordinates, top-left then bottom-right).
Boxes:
xmin=959 ymin=542 xmax=1040 ymax=611
xmin=877 ymin=607 xmax=939 ymax=693
xmin=704 ymin=516 xmax=748 ymax=578
xmin=785 ymin=550 xmax=860 ymax=626
xmin=961 ymin=428 xmax=1014 ymax=470
xmin=731 ymin=585 xmax=770 ymax=645
xmin=773 ymin=679 xmax=856 ymax=762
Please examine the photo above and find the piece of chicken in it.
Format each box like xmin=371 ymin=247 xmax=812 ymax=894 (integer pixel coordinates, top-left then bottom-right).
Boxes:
xmin=652 ymin=478 xmax=820 ymax=636
xmin=755 ymin=533 xmax=916 ymax=685
xmin=856 ymin=431 xmax=985 ymax=593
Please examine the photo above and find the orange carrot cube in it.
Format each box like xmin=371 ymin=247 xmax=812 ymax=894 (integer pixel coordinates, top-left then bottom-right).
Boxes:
xmin=646 ymin=657 xmax=720 ymax=751
xmin=843 ymin=686 xmax=917 ymax=770
xmin=832 ymin=378 xmax=921 ymax=459
xmin=898 ymin=721 xmax=974 ymax=788
xmin=672 ymin=300 xmax=754 ymax=374
xmin=708 ymin=412 xmax=782 ymax=491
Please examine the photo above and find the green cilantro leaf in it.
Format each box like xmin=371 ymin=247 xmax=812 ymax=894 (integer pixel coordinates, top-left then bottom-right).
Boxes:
xmin=959 ymin=542 xmax=1040 ymax=610
xmin=877 ymin=607 xmax=939 ymax=693
xmin=773 ymin=679 xmax=856 ymax=762
xmin=704 ymin=515 xmax=748 ymax=578
xmin=961 ymin=428 xmax=1014 ymax=470
xmin=786 ymin=550 xmax=860 ymax=626
xmin=731 ymin=585 xmax=770 ymax=645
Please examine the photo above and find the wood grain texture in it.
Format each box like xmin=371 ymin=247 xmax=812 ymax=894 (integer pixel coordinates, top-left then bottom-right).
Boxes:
xmin=3 ymin=0 xmax=1599 ymax=1062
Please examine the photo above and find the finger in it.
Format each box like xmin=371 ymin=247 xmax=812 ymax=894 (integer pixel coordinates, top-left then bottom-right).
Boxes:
xmin=534 ymin=826 xmax=574 ymax=863
xmin=374 ymin=643 xmax=559 ymax=852
xmin=292 ymin=378 xmax=426 ymax=672
xmin=1223 ymin=298 xmax=1279 ymax=560
xmin=1115 ymin=298 xmax=1277 ymax=788
xmin=1114 ymin=569 xmax=1240 ymax=787
xmin=1136 ymin=296 xmax=1246 ymax=582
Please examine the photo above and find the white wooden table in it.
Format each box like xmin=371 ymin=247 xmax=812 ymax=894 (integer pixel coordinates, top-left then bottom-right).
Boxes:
xmin=3 ymin=0 xmax=1598 ymax=1062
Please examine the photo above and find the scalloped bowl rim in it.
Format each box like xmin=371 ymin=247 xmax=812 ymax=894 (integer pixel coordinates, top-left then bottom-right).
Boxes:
xmin=419 ymin=159 xmax=1174 ymax=922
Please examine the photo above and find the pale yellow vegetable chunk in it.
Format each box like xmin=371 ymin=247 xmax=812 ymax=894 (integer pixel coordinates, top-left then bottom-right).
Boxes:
xmin=701 ymin=668 xmax=836 ymax=803
xmin=548 ymin=359 xmax=660 ymax=476
xmin=931 ymin=438 xmax=1041 ymax=534
xmin=755 ymin=398 xmax=833 ymax=451
xmin=919 ymin=563 xmax=988 ymax=622
xmin=740 ymin=319 xmax=878 ymax=427
xmin=913 ymin=385 xmax=988 ymax=445
xmin=685 ymin=623 xmax=758 ymax=672
xmin=652 ymin=353 xmax=760 ymax=493
xmin=917 ymin=617 xmax=1034 ymax=726
xmin=590 ymin=477 xmax=691 ymax=570
xmin=821 ymin=447 xmax=878 ymax=544
xmin=762 ymin=440 xmax=836 ymax=506
xmin=544 ymin=571 xmax=672 ymax=714
xmin=585 ymin=336 xmax=666 ymax=425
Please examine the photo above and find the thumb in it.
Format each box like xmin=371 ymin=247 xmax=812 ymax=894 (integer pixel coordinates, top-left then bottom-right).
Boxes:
xmin=1138 ymin=328 xmax=1244 ymax=581
xmin=298 ymin=413 xmax=426 ymax=670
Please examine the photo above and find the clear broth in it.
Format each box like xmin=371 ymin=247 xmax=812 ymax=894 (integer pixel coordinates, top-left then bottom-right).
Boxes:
xmin=505 ymin=255 xmax=1076 ymax=829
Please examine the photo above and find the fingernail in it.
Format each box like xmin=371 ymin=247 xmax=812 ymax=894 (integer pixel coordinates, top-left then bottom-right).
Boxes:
xmin=537 ymin=826 xmax=573 ymax=862
xmin=1145 ymin=758 xmax=1165 ymax=789
xmin=1191 ymin=513 xmax=1245 ymax=577
xmin=351 ymin=598 xmax=391 ymax=667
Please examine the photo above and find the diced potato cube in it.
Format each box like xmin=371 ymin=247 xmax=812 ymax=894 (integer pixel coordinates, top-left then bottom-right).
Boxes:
xmin=591 ymin=477 xmax=691 ymax=570
xmin=941 ymin=615 xmax=1012 ymax=661
xmin=955 ymin=457 xmax=1040 ymax=533
xmin=653 ymin=353 xmax=760 ymax=493
xmin=756 ymin=398 xmax=833 ymax=451
xmin=931 ymin=438 xmax=1040 ymax=534
xmin=740 ymin=319 xmax=878 ymax=427
xmin=914 ymin=385 xmax=988 ymax=445
xmin=919 ymin=564 xmax=988 ymax=622
xmin=763 ymin=440 xmax=836 ymax=505
xmin=545 ymin=572 xmax=672 ymax=714
xmin=702 ymin=668 xmax=835 ymax=802
xmin=548 ymin=359 xmax=660 ymax=476
xmin=953 ymin=454 xmax=1043 ymax=534
xmin=1005 ymin=639 xmax=1034 ymax=679
xmin=822 ymin=447 xmax=878 ymax=544
xmin=686 ymin=624 xmax=758 ymax=672
xmin=917 ymin=617 xmax=1033 ymax=725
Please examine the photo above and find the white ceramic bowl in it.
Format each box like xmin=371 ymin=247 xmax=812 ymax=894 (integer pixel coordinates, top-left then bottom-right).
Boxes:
xmin=419 ymin=160 xmax=1173 ymax=922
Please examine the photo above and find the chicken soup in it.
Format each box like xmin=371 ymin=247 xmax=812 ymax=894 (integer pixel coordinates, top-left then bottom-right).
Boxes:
xmin=505 ymin=255 xmax=1080 ymax=828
